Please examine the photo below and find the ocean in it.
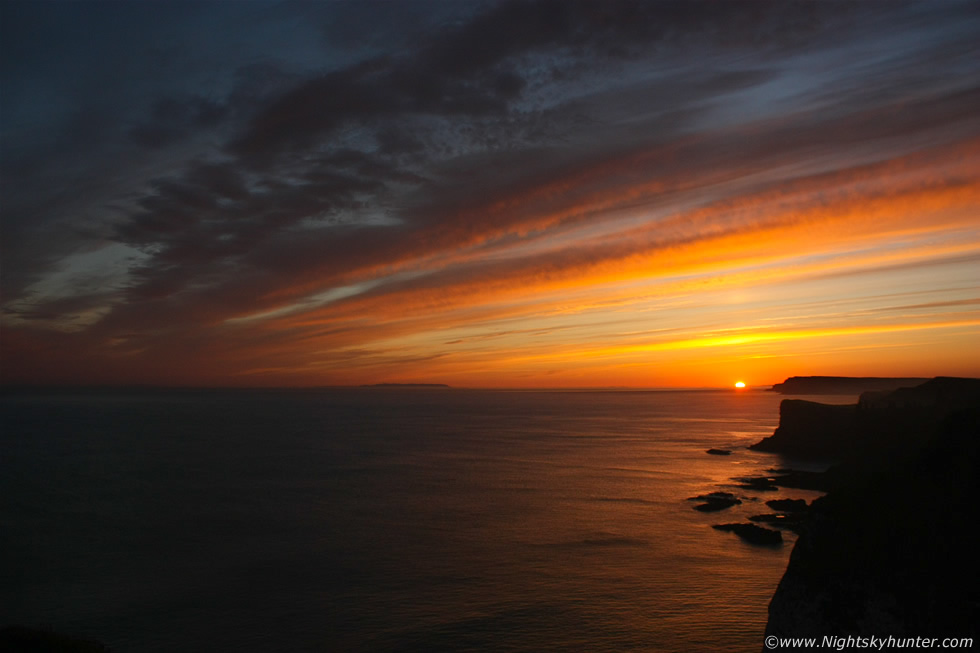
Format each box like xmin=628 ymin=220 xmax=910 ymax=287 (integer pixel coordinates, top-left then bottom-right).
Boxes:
xmin=1 ymin=388 xmax=829 ymax=651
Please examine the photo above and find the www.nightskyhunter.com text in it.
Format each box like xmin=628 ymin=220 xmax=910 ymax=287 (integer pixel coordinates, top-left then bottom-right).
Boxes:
xmin=765 ymin=635 xmax=974 ymax=650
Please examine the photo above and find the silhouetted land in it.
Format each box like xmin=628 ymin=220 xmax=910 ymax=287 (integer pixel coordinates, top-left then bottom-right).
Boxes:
xmin=753 ymin=377 xmax=980 ymax=642
xmin=768 ymin=376 xmax=929 ymax=395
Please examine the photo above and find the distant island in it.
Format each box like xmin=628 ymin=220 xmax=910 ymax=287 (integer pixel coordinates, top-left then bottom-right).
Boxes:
xmin=768 ymin=376 xmax=929 ymax=395
xmin=360 ymin=383 xmax=451 ymax=388
xmin=751 ymin=377 xmax=980 ymax=640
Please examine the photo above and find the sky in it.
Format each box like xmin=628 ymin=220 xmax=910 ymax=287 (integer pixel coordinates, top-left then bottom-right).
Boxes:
xmin=1 ymin=0 xmax=978 ymax=389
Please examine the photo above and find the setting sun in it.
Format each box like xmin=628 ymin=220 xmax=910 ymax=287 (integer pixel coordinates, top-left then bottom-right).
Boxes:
xmin=734 ymin=381 xmax=746 ymax=389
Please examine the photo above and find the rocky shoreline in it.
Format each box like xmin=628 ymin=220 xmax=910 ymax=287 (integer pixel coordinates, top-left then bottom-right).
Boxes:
xmin=755 ymin=377 xmax=980 ymax=643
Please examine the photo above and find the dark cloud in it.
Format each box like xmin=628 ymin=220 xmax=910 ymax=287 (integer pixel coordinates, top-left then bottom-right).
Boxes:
xmin=128 ymin=95 xmax=229 ymax=149
xmin=2 ymin=0 xmax=979 ymax=385
xmin=111 ymin=73 xmax=978 ymax=334
xmin=186 ymin=161 xmax=250 ymax=202
xmin=80 ymin=64 xmax=979 ymax=336
xmin=228 ymin=56 xmax=518 ymax=164
xmin=227 ymin=0 xmax=853 ymax=165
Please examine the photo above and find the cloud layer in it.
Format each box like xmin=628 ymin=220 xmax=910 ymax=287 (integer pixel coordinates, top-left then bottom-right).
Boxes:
xmin=2 ymin=0 xmax=979 ymax=387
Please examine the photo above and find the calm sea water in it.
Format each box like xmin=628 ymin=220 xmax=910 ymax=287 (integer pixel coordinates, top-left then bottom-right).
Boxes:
xmin=1 ymin=388 xmax=829 ymax=651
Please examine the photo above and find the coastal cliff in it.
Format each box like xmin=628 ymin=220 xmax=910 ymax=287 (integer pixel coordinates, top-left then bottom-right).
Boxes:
xmin=768 ymin=376 xmax=928 ymax=395
xmin=759 ymin=378 xmax=980 ymax=642
xmin=749 ymin=400 xmax=858 ymax=458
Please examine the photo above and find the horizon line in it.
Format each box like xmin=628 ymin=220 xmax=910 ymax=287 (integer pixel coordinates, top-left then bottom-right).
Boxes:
xmin=4 ymin=375 xmax=973 ymax=394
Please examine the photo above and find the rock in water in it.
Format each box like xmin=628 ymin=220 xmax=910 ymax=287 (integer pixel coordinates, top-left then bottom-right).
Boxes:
xmin=712 ymin=522 xmax=783 ymax=545
xmin=749 ymin=513 xmax=805 ymax=533
xmin=766 ymin=498 xmax=808 ymax=512
xmin=693 ymin=497 xmax=742 ymax=511
xmin=687 ymin=491 xmax=742 ymax=512
xmin=733 ymin=475 xmax=779 ymax=491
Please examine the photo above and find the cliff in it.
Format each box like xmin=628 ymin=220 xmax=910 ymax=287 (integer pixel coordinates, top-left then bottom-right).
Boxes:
xmin=749 ymin=400 xmax=858 ymax=458
xmin=752 ymin=377 xmax=980 ymax=461
xmin=768 ymin=376 xmax=928 ymax=395
xmin=760 ymin=378 xmax=980 ymax=644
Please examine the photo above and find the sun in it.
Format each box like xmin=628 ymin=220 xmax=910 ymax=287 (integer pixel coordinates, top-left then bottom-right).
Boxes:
xmin=734 ymin=381 xmax=746 ymax=389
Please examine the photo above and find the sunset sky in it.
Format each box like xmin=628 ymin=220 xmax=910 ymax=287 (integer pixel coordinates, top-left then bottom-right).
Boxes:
xmin=2 ymin=0 xmax=978 ymax=388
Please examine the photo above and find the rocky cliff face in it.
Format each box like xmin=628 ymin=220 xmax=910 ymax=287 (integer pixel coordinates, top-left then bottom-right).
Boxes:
xmin=753 ymin=377 xmax=980 ymax=461
xmin=749 ymin=400 xmax=858 ymax=458
xmin=759 ymin=379 xmax=980 ymax=644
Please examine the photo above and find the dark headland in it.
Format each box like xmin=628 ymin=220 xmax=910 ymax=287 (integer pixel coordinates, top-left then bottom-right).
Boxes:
xmin=768 ymin=376 xmax=929 ymax=395
xmin=753 ymin=377 xmax=980 ymax=644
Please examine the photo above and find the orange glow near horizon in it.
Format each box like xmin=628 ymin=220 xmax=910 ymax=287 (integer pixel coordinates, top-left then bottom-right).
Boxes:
xmin=3 ymin=110 xmax=979 ymax=389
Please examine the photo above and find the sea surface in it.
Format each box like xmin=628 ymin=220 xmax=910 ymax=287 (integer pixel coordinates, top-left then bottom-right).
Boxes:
xmin=1 ymin=388 xmax=833 ymax=651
